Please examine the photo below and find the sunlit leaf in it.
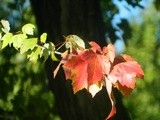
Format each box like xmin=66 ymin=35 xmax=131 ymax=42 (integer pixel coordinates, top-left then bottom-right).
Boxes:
xmin=103 ymin=43 xmax=115 ymax=63
xmin=89 ymin=41 xmax=101 ymax=52
xmin=1 ymin=19 xmax=10 ymax=33
xmin=108 ymin=54 xmax=144 ymax=96
xmin=20 ymin=38 xmax=37 ymax=54
xmin=27 ymin=46 xmax=41 ymax=63
xmin=1 ymin=33 xmax=13 ymax=49
xmin=40 ymin=33 xmax=47 ymax=43
xmin=88 ymin=83 xmax=102 ymax=97
xmin=63 ymin=49 xmax=103 ymax=93
xmin=51 ymin=52 xmax=58 ymax=61
xmin=65 ymin=35 xmax=85 ymax=52
xmin=22 ymin=23 xmax=35 ymax=35
xmin=40 ymin=42 xmax=57 ymax=61
xmin=12 ymin=34 xmax=27 ymax=49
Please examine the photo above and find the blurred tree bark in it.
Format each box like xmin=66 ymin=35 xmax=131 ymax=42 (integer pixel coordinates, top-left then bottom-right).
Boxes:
xmin=30 ymin=0 xmax=131 ymax=119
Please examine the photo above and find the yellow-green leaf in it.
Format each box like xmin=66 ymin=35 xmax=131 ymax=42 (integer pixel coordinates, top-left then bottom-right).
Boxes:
xmin=1 ymin=19 xmax=10 ymax=33
xmin=65 ymin=35 xmax=85 ymax=51
xmin=51 ymin=51 xmax=58 ymax=61
xmin=27 ymin=46 xmax=41 ymax=63
xmin=40 ymin=33 xmax=47 ymax=43
xmin=12 ymin=34 xmax=27 ymax=49
xmin=1 ymin=33 xmax=13 ymax=49
xmin=22 ymin=24 xmax=35 ymax=35
xmin=20 ymin=38 xmax=37 ymax=54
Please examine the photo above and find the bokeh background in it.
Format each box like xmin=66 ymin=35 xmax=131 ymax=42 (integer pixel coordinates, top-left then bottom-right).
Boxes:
xmin=0 ymin=0 xmax=160 ymax=120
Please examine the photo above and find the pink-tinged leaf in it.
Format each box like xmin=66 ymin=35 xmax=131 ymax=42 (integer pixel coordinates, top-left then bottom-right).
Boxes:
xmin=105 ymin=77 xmax=116 ymax=120
xmin=108 ymin=54 xmax=144 ymax=96
xmin=61 ymin=50 xmax=69 ymax=59
xmin=109 ymin=61 xmax=144 ymax=88
xmin=98 ymin=55 xmax=111 ymax=75
xmin=89 ymin=41 xmax=101 ymax=53
xmin=121 ymin=54 xmax=144 ymax=78
xmin=53 ymin=50 xmax=69 ymax=78
xmin=53 ymin=61 xmax=62 ymax=78
xmin=103 ymin=43 xmax=115 ymax=63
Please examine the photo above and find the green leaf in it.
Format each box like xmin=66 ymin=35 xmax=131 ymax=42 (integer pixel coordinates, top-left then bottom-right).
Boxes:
xmin=12 ymin=34 xmax=27 ymax=49
xmin=20 ymin=38 xmax=37 ymax=54
xmin=51 ymin=51 xmax=58 ymax=61
xmin=40 ymin=42 xmax=57 ymax=61
xmin=22 ymin=24 xmax=35 ymax=35
xmin=27 ymin=46 xmax=41 ymax=63
xmin=40 ymin=43 xmax=50 ymax=61
xmin=40 ymin=33 xmax=47 ymax=43
xmin=1 ymin=19 xmax=10 ymax=33
xmin=1 ymin=33 xmax=13 ymax=49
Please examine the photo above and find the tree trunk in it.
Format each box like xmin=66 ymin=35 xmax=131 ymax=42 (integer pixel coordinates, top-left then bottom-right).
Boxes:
xmin=30 ymin=0 xmax=131 ymax=120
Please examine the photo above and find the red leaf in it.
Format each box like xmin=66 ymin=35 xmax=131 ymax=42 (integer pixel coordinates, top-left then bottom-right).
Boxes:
xmin=98 ymin=55 xmax=111 ymax=75
xmin=89 ymin=41 xmax=101 ymax=52
xmin=63 ymin=49 xmax=103 ymax=93
xmin=82 ymin=50 xmax=103 ymax=85
xmin=108 ymin=54 xmax=144 ymax=96
xmin=53 ymin=50 xmax=69 ymax=78
xmin=115 ymin=81 xmax=133 ymax=96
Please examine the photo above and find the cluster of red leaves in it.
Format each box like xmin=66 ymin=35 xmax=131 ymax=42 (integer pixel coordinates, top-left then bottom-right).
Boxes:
xmin=54 ymin=41 xmax=144 ymax=119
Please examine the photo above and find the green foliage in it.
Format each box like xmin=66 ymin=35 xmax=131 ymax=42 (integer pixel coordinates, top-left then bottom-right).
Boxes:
xmin=123 ymin=5 xmax=160 ymax=120
xmin=0 ymin=49 xmax=60 ymax=120
xmin=0 ymin=1 xmax=61 ymax=120
xmin=0 ymin=21 xmax=58 ymax=63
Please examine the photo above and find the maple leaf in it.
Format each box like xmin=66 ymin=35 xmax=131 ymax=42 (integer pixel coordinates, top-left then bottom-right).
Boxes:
xmin=108 ymin=54 xmax=144 ymax=96
xmin=63 ymin=49 xmax=103 ymax=94
xmin=89 ymin=41 xmax=101 ymax=52
xmin=89 ymin=41 xmax=114 ymax=75
xmin=89 ymin=42 xmax=116 ymax=63
xmin=53 ymin=38 xmax=144 ymax=119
